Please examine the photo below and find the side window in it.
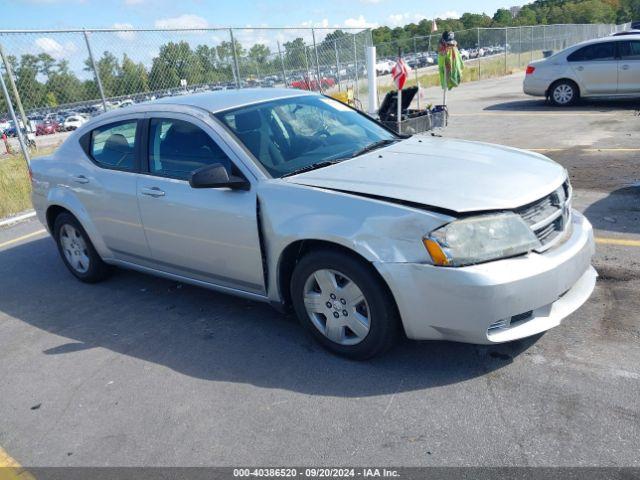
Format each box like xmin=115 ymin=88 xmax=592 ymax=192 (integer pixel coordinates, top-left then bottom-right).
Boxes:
xmin=148 ymin=118 xmax=233 ymax=180
xmin=90 ymin=120 xmax=138 ymax=170
xmin=620 ymin=41 xmax=640 ymax=60
xmin=567 ymin=42 xmax=616 ymax=62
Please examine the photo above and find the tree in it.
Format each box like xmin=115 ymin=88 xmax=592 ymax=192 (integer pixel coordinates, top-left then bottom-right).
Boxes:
xmin=493 ymin=8 xmax=514 ymax=26
xmin=118 ymin=54 xmax=149 ymax=95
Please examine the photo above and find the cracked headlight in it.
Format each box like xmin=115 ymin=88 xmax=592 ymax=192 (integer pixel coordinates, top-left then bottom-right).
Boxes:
xmin=423 ymin=212 xmax=541 ymax=267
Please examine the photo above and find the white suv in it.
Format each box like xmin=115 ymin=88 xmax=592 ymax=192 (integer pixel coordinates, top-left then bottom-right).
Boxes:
xmin=523 ymin=35 xmax=640 ymax=105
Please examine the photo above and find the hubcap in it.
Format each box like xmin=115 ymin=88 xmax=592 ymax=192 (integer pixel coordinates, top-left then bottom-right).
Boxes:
xmin=302 ymin=269 xmax=370 ymax=346
xmin=59 ymin=224 xmax=90 ymax=274
xmin=553 ymin=84 xmax=573 ymax=104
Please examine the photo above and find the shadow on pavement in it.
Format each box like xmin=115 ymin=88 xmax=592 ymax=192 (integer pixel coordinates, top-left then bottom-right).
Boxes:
xmin=484 ymin=98 xmax=640 ymax=112
xmin=583 ymin=186 xmax=640 ymax=236
xmin=0 ymin=237 xmax=540 ymax=397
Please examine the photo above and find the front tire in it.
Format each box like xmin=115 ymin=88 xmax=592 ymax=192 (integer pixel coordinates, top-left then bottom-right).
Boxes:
xmin=290 ymin=250 xmax=399 ymax=359
xmin=548 ymin=80 xmax=579 ymax=106
xmin=54 ymin=213 xmax=110 ymax=283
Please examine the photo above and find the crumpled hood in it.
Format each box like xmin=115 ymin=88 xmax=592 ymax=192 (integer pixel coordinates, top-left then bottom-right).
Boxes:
xmin=283 ymin=136 xmax=566 ymax=213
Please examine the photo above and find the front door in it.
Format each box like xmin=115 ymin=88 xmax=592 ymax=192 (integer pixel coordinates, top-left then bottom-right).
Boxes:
xmin=136 ymin=115 xmax=265 ymax=294
xmin=618 ymin=40 xmax=640 ymax=94
xmin=567 ymin=41 xmax=618 ymax=94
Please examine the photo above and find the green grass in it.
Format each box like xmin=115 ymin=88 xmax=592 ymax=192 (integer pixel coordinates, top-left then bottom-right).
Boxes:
xmin=0 ymin=147 xmax=56 ymax=219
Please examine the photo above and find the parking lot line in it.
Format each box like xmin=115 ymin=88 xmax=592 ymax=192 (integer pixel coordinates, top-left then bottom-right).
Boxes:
xmin=452 ymin=112 xmax=618 ymax=117
xmin=530 ymin=148 xmax=640 ymax=153
xmin=596 ymin=237 xmax=640 ymax=248
xmin=0 ymin=446 xmax=34 ymax=480
xmin=0 ymin=229 xmax=47 ymax=250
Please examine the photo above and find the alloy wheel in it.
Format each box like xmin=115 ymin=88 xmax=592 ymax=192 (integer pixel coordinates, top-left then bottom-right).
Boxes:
xmin=553 ymin=84 xmax=574 ymax=105
xmin=59 ymin=224 xmax=90 ymax=274
xmin=302 ymin=269 xmax=371 ymax=346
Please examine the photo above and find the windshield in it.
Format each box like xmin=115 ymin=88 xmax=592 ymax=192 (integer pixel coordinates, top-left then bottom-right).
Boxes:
xmin=215 ymin=95 xmax=398 ymax=177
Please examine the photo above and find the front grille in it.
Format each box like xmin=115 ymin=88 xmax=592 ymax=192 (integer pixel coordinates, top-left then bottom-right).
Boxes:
xmin=515 ymin=180 xmax=572 ymax=250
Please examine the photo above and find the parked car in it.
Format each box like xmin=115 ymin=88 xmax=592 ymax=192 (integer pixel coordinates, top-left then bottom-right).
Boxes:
xmin=375 ymin=59 xmax=394 ymax=75
xmin=36 ymin=121 xmax=60 ymax=136
xmin=291 ymin=76 xmax=336 ymax=90
xmin=524 ymin=35 xmax=640 ymax=105
xmin=31 ymin=89 xmax=596 ymax=359
xmin=63 ymin=115 xmax=87 ymax=131
xmin=611 ymin=29 xmax=640 ymax=36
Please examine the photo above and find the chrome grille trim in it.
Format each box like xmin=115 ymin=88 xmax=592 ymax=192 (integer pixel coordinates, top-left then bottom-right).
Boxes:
xmin=515 ymin=180 xmax=572 ymax=252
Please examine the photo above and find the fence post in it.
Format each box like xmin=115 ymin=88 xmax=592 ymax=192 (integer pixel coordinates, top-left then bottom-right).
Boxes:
xmin=311 ymin=29 xmax=323 ymax=92
xmin=334 ymin=40 xmax=341 ymax=92
xmin=277 ymin=41 xmax=288 ymax=87
xmin=477 ymin=28 xmax=481 ymax=80
xmin=543 ymin=25 xmax=546 ymax=51
xmin=504 ymin=28 xmax=508 ymax=75
xmin=530 ymin=26 xmax=534 ymax=62
xmin=353 ymin=34 xmax=360 ymax=101
xmin=365 ymin=45 xmax=377 ymax=115
xmin=0 ymin=65 xmax=30 ymax=167
xmin=229 ymin=28 xmax=241 ymax=89
xmin=0 ymin=43 xmax=29 ymax=133
xmin=518 ymin=26 xmax=522 ymax=67
xmin=83 ymin=30 xmax=108 ymax=112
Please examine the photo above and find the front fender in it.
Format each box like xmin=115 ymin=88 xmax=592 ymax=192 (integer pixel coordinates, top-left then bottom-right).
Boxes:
xmin=258 ymin=181 xmax=453 ymax=302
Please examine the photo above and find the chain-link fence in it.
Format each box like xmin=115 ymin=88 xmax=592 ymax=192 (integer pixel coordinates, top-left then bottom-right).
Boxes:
xmin=0 ymin=27 xmax=372 ymax=134
xmin=373 ymin=22 xmax=631 ymax=105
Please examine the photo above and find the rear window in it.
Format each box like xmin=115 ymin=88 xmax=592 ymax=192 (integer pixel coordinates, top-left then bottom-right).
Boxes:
xmin=89 ymin=120 xmax=138 ymax=171
xmin=567 ymin=42 xmax=617 ymax=62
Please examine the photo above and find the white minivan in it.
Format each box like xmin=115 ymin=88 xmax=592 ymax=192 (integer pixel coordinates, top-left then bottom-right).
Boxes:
xmin=523 ymin=35 xmax=640 ymax=105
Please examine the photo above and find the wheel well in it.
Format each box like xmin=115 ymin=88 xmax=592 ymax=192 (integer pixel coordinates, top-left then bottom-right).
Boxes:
xmin=46 ymin=205 xmax=71 ymax=233
xmin=277 ymin=240 xmax=398 ymax=313
xmin=546 ymin=78 xmax=580 ymax=98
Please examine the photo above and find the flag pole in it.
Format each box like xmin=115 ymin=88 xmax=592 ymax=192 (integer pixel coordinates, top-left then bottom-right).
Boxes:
xmin=397 ymin=47 xmax=402 ymax=134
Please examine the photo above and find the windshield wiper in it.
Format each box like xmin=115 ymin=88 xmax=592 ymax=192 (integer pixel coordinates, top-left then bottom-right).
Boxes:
xmin=350 ymin=138 xmax=399 ymax=158
xmin=281 ymin=161 xmax=339 ymax=178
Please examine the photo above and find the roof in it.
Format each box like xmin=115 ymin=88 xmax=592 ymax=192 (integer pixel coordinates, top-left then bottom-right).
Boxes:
xmin=153 ymin=88 xmax=314 ymax=113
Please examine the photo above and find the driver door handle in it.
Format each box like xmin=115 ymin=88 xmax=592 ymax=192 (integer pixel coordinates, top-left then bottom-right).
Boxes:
xmin=576 ymin=66 xmax=584 ymax=71
xmin=621 ymin=64 xmax=630 ymax=70
xmin=140 ymin=186 xmax=165 ymax=197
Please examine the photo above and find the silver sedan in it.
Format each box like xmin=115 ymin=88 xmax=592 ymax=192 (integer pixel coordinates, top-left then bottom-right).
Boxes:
xmin=31 ymin=88 xmax=596 ymax=359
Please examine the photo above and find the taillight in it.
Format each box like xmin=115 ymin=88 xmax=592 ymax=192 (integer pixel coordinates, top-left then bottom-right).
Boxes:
xmin=525 ymin=65 xmax=535 ymax=75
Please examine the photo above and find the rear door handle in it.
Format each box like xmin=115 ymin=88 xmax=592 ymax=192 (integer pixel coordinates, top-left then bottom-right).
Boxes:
xmin=140 ymin=186 xmax=165 ymax=197
xmin=71 ymin=174 xmax=89 ymax=184
xmin=621 ymin=64 xmax=630 ymax=70
xmin=576 ymin=66 xmax=584 ymax=71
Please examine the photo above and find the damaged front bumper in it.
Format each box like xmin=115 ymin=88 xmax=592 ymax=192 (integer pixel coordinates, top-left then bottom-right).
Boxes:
xmin=374 ymin=210 xmax=596 ymax=344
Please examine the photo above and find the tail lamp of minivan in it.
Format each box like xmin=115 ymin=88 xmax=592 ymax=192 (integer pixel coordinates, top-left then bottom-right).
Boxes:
xmin=525 ymin=65 xmax=535 ymax=75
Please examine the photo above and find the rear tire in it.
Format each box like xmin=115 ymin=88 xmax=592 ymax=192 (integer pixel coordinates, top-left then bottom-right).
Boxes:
xmin=54 ymin=212 xmax=110 ymax=283
xmin=548 ymin=80 xmax=579 ymax=106
xmin=290 ymin=249 xmax=399 ymax=360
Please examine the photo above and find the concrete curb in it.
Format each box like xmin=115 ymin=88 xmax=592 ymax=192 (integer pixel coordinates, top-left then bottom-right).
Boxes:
xmin=0 ymin=210 xmax=36 ymax=228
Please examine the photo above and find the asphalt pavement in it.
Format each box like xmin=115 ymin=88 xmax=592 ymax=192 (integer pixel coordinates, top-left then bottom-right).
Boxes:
xmin=0 ymin=74 xmax=638 ymax=468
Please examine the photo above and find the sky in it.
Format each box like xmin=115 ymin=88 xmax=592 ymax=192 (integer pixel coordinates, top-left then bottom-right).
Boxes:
xmin=2 ymin=0 xmax=514 ymax=31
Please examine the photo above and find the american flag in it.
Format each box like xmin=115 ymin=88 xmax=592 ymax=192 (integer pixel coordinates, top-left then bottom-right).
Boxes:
xmin=391 ymin=57 xmax=409 ymax=90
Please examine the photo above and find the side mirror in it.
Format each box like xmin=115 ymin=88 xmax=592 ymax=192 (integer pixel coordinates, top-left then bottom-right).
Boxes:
xmin=189 ymin=163 xmax=250 ymax=190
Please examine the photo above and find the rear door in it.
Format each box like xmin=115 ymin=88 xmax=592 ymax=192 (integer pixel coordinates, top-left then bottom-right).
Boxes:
xmin=77 ymin=118 xmax=151 ymax=260
xmin=567 ymin=41 xmax=618 ymax=94
xmin=618 ymin=40 xmax=640 ymax=93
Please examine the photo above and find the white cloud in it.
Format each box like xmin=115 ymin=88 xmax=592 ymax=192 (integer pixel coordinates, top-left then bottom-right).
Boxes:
xmin=435 ymin=10 xmax=460 ymax=20
xmin=387 ymin=12 xmax=430 ymax=27
xmin=342 ymin=15 xmax=378 ymax=29
xmin=300 ymin=19 xmax=330 ymax=29
xmin=154 ymin=14 xmax=209 ymax=29
xmin=34 ymin=37 xmax=78 ymax=60
xmin=113 ymin=23 xmax=135 ymax=40
xmin=124 ymin=0 xmax=144 ymax=4
xmin=360 ymin=0 xmax=383 ymax=3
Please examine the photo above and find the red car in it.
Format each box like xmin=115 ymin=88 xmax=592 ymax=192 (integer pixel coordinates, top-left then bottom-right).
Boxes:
xmin=291 ymin=76 xmax=336 ymax=91
xmin=36 ymin=121 xmax=60 ymax=136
